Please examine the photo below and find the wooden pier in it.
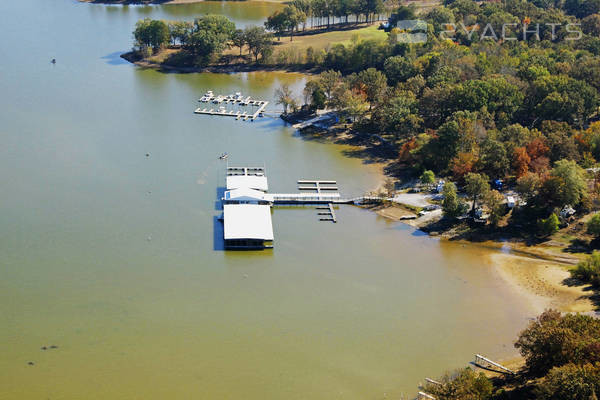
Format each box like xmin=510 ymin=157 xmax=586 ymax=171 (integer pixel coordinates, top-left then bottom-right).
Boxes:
xmin=195 ymin=91 xmax=269 ymax=121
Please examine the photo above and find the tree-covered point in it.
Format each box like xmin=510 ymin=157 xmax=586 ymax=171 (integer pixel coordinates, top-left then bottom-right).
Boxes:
xmin=132 ymin=16 xmax=273 ymax=66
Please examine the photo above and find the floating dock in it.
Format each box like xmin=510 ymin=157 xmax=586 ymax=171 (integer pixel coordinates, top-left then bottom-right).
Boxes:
xmin=195 ymin=91 xmax=269 ymax=121
xmin=221 ymin=165 xmax=273 ymax=250
xmin=219 ymin=164 xmax=384 ymax=249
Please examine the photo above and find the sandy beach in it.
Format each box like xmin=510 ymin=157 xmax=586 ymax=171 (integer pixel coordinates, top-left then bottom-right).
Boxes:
xmin=490 ymin=252 xmax=595 ymax=313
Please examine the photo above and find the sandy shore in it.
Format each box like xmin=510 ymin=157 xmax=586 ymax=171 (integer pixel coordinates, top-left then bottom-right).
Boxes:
xmin=490 ymin=252 xmax=595 ymax=313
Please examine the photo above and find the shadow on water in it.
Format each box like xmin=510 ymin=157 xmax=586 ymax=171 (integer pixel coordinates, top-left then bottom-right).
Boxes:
xmin=213 ymin=186 xmax=227 ymax=251
xmin=102 ymin=51 xmax=129 ymax=66
xmin=213 ymin=215 xmax=225 ymax=251
xmin=411 ymin=229 xmax=429 ymax=237
xmin=215 ymin=186 xmax=225 ymax=211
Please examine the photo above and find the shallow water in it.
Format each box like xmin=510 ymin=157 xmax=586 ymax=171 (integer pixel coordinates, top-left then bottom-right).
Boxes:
xmin=0 ymin=1 xmax=535 ymax=399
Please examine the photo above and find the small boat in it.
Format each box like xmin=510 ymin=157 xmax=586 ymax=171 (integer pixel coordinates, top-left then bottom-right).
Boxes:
xmin=218 ymin=153 xmax=228 ymax=160
xmin=199 ymin=90 xmax=214 ymax=102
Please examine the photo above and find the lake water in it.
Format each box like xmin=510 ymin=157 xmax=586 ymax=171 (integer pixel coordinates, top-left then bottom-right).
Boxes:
xmin=0 ymin=1 xmax=535 ymax=399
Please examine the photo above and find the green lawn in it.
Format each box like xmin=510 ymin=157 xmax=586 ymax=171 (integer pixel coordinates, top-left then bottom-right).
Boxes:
xmin=272 ymin=24 xmax=388 ymax=53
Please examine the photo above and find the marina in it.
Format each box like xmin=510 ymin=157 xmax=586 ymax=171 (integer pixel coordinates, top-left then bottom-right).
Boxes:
xmin=220 ymin=165 xmax=354 ymax=248
xmin=195 ymin=91 xmax=269 ymax=121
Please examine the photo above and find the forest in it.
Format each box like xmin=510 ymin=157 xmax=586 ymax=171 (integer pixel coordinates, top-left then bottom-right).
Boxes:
xmin=286 ymin=0 xmax=600 ymax=236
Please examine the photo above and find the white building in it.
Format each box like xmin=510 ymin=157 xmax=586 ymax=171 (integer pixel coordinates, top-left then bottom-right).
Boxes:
xmin=222 ymin=165 xmax=274 ymax=250
xmin=223 ymin=204 xmax=274 ymax=249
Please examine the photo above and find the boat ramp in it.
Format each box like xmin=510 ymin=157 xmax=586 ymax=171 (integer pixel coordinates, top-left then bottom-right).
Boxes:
xmin=195 ymin=91 xmax=269 ymax=121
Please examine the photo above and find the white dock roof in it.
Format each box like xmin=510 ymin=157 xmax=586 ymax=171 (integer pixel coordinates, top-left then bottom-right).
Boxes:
xmin=226 ymin=175 xmax=268 ymax=192
xmin=224 ymin=188 xmax=268 ymax=202
xmin=223 ymin=204 xmax=274 ymax=240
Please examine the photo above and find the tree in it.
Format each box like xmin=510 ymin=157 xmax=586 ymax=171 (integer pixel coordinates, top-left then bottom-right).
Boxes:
xmin=333 ymin=88 xmax=369 ymax=122
xmin=383 ymin=56 xmax=417 ymax=86
xmin=513 ymin=147 xmax=531 ymax=178
xmin=420 ymin=170 xmax=435 ymax=187
xmin=421 ymin=120 xmax=462 ymax=173
xmin=484 ymin=189 xmax=505 ymax=226
xmin=265 ymin=10 xmax=288 ymax=40
xmin=464 ymin=173 xmax=490 ymax=216
xmin=531 ymin=76 xmax=599 ymax=127
xmin=353 ymin=68 xmax=387 ymax=110
xmin=442 ymin=182 xmax=467 ymax=219
xmin=184 ymin=15 xmax=235 ymax=64
xmin=543 ymin=160 xmax=588 ymax=208
xmin=231 ymin=29 xmax=246 ymax=56
xmin=168 ymin=21 xmax=193 ymax=46
xmin=244 ymin=26 xmax=274 ymax=62
xmin=582 ymin=13 xmax=600 ymax=36
xmin=535 ymin=363 xmax=600 ymax=400
xmin=479 ymin=138 xmax=509 ymax=179
xmin=303 ymin=80 xmax=326 ymax=109
xmin=311 ymin=87 xmax=326 ymax=109
xmin=371 ymin=92 xmax=421 ymax=140
xmin=134 ymin=19 xmax=170 ymax=53
xmin=318 ymin=70 xmax=342 ymax=103
xmin=284 ymin=5 xmax=306 ymax=41
xmin=515 ymin=309 xmax=600 ymax=374
xmin=588 ymin=214 xmax=600 ymax=237
xmin=516 ymin=172 xmax=541 ymax=204
xmin=538 ymin=213 xmax=560 ymax=237
xmin=275 ymin=84 xmax=298 ymax=114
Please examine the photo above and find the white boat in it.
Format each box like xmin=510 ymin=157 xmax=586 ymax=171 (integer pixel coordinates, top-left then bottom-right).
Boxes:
xmin=199 ymin=90 xmax=214 ymax=102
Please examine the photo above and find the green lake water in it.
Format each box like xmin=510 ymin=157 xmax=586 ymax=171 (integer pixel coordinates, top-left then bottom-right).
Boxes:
xmin=0 ymin=1 xmax=535 ymax=399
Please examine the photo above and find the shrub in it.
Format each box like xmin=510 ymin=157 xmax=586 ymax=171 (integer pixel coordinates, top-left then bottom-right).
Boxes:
xmin=571 ymin=251 xmax=600 ymax=286
xmin=420 ymin=170 xmax=435 ymax=186
xmin=425 ymin=368 xmax=493 ymax=400
xmin=588 ymin=214 xmax=600 ymax=237
xmin=538 ymin=213 xmax=559 ymax=237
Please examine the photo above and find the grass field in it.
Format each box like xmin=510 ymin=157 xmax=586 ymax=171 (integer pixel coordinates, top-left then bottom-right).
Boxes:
xmin=273 ymin=24 xmax=388 ymax=52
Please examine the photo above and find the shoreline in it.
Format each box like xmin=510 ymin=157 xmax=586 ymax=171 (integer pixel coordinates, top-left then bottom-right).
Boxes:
xmin=121 ymin=51 xmax=321 ymax=74
xmin=369 ymin=197 xmax=597 ymax=314
xmin=490 ymin=252 xmax=594 ymax=314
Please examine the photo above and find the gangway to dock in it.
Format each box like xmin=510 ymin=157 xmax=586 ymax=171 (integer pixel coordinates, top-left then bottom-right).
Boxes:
xmin=473 ymin=354 xmax=515 ymax=375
